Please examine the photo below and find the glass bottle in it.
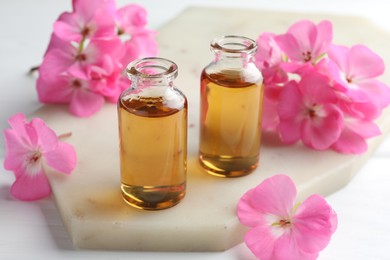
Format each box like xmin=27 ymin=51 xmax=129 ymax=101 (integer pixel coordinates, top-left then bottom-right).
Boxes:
xmin=118 ymin=57 xmax=187 ymax=210
xmin=199 ymin=35 xmax=264 ymax=178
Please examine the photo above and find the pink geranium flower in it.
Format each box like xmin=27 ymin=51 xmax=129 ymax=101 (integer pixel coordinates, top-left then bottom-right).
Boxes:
xmin=275 ymin=20 xmax=332 ymax=69
xmin=37 ymin=69 xmax=105 ymax=117
xmin=254 ymin=19 xmax=390 ymax=154
xmin=328 ymin=44 xmax=390 ymax=109
xmin=278 ymin=74 xmax=344 ymax=150
xmin=3 ymin=114 xmax=77 ymax=201
xmin=37 ymin=0 xmax=157 ymax=118
xmin=54 ymin=0 xmax=116 ymax=42
xmin=41 ymin=36 xmax=123 ymax=75
xmin=237 ymin=174 xmax=337 ymax=260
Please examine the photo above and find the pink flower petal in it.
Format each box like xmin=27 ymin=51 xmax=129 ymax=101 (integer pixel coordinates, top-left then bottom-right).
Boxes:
xmin=277 ymin=81 xmax=303 ymax=144
xmin=30 ymin=118 xmax=59 ymax=152
xmin=237 ymin=188 xmax=267 ymax=227
xmin=244 ymin=224 xmax=276 ymax=260
xmin=347 ymin=118 xmax=381 ymax=138
xmin=255 ymin=33 xmax=284 ymax=68
xmin=332 ymin=130 xmax=367 ymax=154
xmin=3 ymin=129 xmax=28 ymax=171
xmin=347 ymin=45 xmax=385 ymax=81
xmin=92 ymin=7 xmax=118 ymax=38
xmin=301 ymin=104 xmax=343 ymax=150
xmin=357 ymin=79 xmax=390 ymax=109
xmin=299 ymin=74 xmax=337 ymax=104
xmin=327 ymin=44 xmax=349 ymax=73
xmin=38 ymin=48 xmax=76 ymax=81
xmin=44 ymin=142 xmax=77 ymax=174
xmin=314 ymin=58 xmax=348 ymax=92
xmin=262 ymin=96 xmax=280 ymax=131
xmin=36 ymin=75 xmax=73 ymax=104
xmin=250 ymin=174 xmax=297 ymax=217
xmin=69 ymin=89 xmax=105 ymax=117
xmin=312 ymin=20 xmax=333 ymax=55
xmin=24 ymin=121 xmax=39 ymax=148
xmin=330 ymin=119 xmax=379 ymax=154
xmin=73 ymin=0 xmax=115 ymax=21
xmin=278 ymin=118 xmax=301 ymax=144
xmin=91 ymin=38 xmax=124 ymax=61
xmin=275 ymin=33 xmax=302 ymax=62
xmin=10 ymin=169 xmax=51 ymax=201
xmin=345 ymin=100 xmax=381 ymax=120
xmin=273 ymin=232 xmax=319 ymax=260
xmin=278 ymin=81 xmax=303 ymax=121
xmin=120 ymin=30 xmax=158 ymax=64
xmin=7 ymin=113 xmax=29 ymax=144
xmin=53 ymin=13 xmax=82 ymax=42
xmin=293 ymin=194 xmax=337 ymax=254
xmin=116 ymin=4 xmax=148 ymax=33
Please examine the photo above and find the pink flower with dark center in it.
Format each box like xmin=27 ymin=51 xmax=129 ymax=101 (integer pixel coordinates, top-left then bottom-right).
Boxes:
xmin=54 ymin=0 xmax=116 ymax=42
xmin=3 ymin=114 xmax=77 ymax=201
xmin=237 ymin=174 xmax=337 ymax=260
xmin=312 ymin=58 xmax=382 ymax=121
xmin=37 ymin=69 xmax=105 ymax=117
xmin=328 ymin=44 xmax=390 ymax=109
xmin=275 ymin=20 xmax=332 ymax=67
xmin=277 ymin=74 xmax=344 ymax=150
xmin=39 ymin=35 xmax=123 ymax=79
xmin=36 ymin=0 xmax=158 ymax=118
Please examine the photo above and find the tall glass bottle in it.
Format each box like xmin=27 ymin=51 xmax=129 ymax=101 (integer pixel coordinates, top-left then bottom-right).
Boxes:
xmin=118 ymin=57 xmax=187 ymax=210
xmin=199 ymin=35 xmax=264 ymax=178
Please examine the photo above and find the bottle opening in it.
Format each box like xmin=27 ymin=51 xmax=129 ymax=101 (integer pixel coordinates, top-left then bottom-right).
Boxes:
xmin=126 ymin=57 xmax=178 ymax=80
xmin=210 ymin=35 xmax=257 ymax=54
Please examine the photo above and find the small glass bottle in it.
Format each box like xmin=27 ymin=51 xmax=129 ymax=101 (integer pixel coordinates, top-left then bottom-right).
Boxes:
xmin=199 ymin=35 xmax=264 ymax=178
xmin=118 ymin=57 xmax=187 ymax=210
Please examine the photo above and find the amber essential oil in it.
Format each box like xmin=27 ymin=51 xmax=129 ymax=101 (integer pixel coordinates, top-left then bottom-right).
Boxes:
xmin=199 ymin=70 xmax=263 ymax=177
xmin=118 ymin=95 xmax=187 ymax=210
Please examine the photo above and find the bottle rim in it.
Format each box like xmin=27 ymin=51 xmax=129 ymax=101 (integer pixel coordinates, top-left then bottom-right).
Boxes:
xmin=210 ymin=35 xmax=257 ymax=54
xmin=126 ymin=57 xmax=178 ymax=80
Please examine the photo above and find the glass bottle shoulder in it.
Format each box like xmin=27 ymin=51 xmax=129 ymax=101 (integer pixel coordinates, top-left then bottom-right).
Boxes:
xmin=202 ymin=62 xmax=262 ymax=88
xmin=119 ymin=86 xmax=187 ymax=117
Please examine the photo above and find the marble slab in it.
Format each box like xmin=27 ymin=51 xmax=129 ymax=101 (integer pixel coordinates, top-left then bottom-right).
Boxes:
xmin=32 ymin=7 xmax=390 ymax=251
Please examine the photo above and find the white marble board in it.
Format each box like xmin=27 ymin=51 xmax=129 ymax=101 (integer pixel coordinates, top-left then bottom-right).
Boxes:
xmin=31 ymin=7 xmax=390 ymax=251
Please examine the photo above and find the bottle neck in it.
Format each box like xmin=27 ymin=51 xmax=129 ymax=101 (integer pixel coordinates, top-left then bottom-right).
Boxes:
xmin=213 ymin=51 xmax=255 ymax=69
xmin=126 ymin=57 xmax=177 ymax=93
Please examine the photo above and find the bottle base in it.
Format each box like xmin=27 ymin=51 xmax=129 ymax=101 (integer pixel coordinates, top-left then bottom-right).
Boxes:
xmin=121 ymin=183 xmax=186 ymax=210
xmin=199 ymin=153 xmax=259 ymax=178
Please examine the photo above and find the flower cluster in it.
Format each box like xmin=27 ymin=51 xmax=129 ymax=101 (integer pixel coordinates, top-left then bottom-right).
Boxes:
xmin=237 ymin=174 xmax=337 ymax=260
xmin=3 ymin=114 xmax=77 ymax=201
xmin=37 ymin=0 xmax=157 ymax=117
xmin=256 ymin=20 xmax=390 ymax=154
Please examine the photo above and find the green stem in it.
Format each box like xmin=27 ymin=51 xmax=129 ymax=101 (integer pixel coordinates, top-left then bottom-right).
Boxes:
xmin=78 ymin=34 xmax=86 ymax=55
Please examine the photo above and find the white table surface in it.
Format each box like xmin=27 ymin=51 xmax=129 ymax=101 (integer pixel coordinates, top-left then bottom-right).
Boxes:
xmin=1 ymin=0 xmax=389 ymax=259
